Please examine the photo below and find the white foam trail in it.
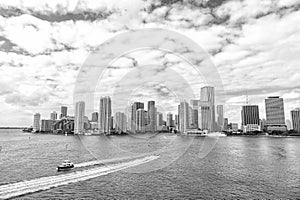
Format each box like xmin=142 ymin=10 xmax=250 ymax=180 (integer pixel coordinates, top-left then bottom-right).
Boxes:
xmin=0 ymin=155 xmax=158 ymax=199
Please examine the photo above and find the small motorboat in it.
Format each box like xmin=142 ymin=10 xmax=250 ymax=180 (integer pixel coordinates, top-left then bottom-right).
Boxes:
xmin=57 ymin=160 xmax=74 ymax=171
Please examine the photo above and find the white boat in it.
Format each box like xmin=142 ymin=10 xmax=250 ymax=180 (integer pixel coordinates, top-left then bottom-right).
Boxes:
xmin=186 ymin=130 xmax=208 ymax=136
xmin=207 ymin=132 xmax=227 ymax=137
xmin=57 ymin=160 xmax=74 ymax=171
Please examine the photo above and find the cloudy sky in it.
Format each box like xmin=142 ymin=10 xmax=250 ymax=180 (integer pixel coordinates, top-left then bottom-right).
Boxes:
xmin=0 ymin=0 xmax=300 ymax=126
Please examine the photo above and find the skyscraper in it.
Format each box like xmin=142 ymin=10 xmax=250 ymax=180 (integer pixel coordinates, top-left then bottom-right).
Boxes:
xmin=216 ymin=105 xmax=224 ymax=131
xmin=179 ymin=100 xmax=189 ymax=133
xmin=74 ymin=101 xmax=85 ymax=134
xmin=99 ymin=96 xmax=112 ymax=134
xmin=190 ymin=100 xmax=199 ymax=129
xmin=115 ymin=112 xmax=127 ymax=133
xmin=147 ymin=101 xmax=157 ymax=132
xmin=33 ymin=113 xmax=41 ymax=131
xmin=241 ymin=105 xmax=260 ymax=132
xmin=198 ymin=101 xmax=213 ymax=132
xmin=127 ymin=105 xmax=132 ymax=132
xmin=241 ymin=105 xmax=260 ymax=125
xmin=291 ymin=108 xmax=300 ymax=132
xmin=60 ymin=106 xmax=67 ymax=119
xmin=200 ymin=86 xmax=216 ymax=131
xmin=224 ymin=118 xmax=228 ymax=130
xmin=189 ymin=108 xmax=198 ymax=129
xmin=265 ymin=96 xmax=286 ymax=131
xmin=136 ymin=109 xmax=147 ymax=132
xmin=157 ymin=112 xmax=163 ymax=127
xmin=131 ymin=102 xmax=144 ymax=132
xmin=91 ymin=112 xmax=98 ymax=122
xmin=41 ymin=119 xmax=55 ymax=132
xmin=166 ymin=113 xmax=173 ymax=127
xmin=50 ymin=111 xmax=57 ymax=120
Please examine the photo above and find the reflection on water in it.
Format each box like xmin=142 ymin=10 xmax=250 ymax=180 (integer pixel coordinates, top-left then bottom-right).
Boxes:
xmin=0 ymin=130 xmax=299 ymax=199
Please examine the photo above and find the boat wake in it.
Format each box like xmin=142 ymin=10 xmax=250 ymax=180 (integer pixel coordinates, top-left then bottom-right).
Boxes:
xmin=0 ymin=155 xmax=158 ymax=199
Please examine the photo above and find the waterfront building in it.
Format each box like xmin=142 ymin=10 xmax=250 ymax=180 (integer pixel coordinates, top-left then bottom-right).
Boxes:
xmin=41 ymin=119 xmax=55 ymax=132
xmin=127 ymin=105 xmax=132 ymax=131
xmin=136 ymin=109 xmax=147 ymax=132
xmin=147 ymin=101 xmax=157 ymax=132
xmin=167 ymin=113 xmax=173 ymax=127
xmin=179 ymin=100 xmax=189 ymax=133
xmin=175 ymin=114 xmax=179 ymax=129
xmin=115 ymin=112 xmax=127 ymax=133
xmin=50 ymin=111 xmax=57 ymax=120
xmin=241 ymin=105 xmax=260 ymax=132
xmin=109 ymin=116 xmax=114 ymax=131
xmin=198 ymin=101 xmax=213 ymax=132
xmin=99 ymin=96 xmax=112 ymax=134
xmin=156 ymin=112 xmax=164 ymax=130
xmin=53 ymin=116 xmax=74 ymax=133
xmin=190 ymin=108 xmax=198 ymax=129
xmin=230 ymin=123 xmax=238 ymax=132
xmin=216 ymin=105 xmax=224 ymax=131
xmin=286 ymin=119 xmax=292 ymax=130
xmin=60 ymin=106 xmax=68 ymax=119
xmin=33 ymin=113 xmax=41 ymax=131
xmin=200 ymin=86 xmax=216 ymax=131
xmin=265 ymin=96 xmax=286 ymax=132
xmin=91 ymin=112 xmax=98 ymax=122
xmin=74 ymin=101 xmax=85 ymax=134
xmin=83 ymin=116 xmax=90 ymax=130
xmin=224 ymin=118 xmax=228 ymax=130
xmin=260 ymin=118 xmax=267 ymax=131
xmin=90 ymin=122 xmax=98 ymax=130
xmin=291 ymin=108 xmax=300 ymax=132
xmin=131 ymin=102 xmax=144 ymax=132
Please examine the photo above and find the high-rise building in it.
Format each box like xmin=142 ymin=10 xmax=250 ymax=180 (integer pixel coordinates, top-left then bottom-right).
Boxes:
xmin=286 ymin=119 xmax=292 ymax=130
xmin=33 ymin=113 xmax=41 ymax=131
xmin=216 ymin=105 xmax=224 ymax=131
xmin=189 ymin=101 xmax=199 ymax=129
xmin=265 ymin=96 xmax=286 ymax=131
xmin=200 ymin=86 xmax=216 ymax=131
xmin=260 ymin=118 xmax=267 ymax=131
xmin=91 ymin=112 xmax=98 ymax=122
xmin=166 ymin=113 xmax=173 ymax=127
xmin=241 ymin=105 xmax=260 ymax=132
xmin=60 ymin=106 xmax=67 ymax=119
xmin=190 ymin=100 xmax=200 ymax=109
xmin=74 ymin=101 xmax=85 ymax=134
xmin=175 ymin=114 xmax=179 ymax=128
xmin=136 ymin=109 xmax=147 ymax=132
xmin=291 ymin=108 xmax=300 ymax=132
xmin=156 ymin=112 xmax=163 ymax=127
xmin=198 ymin=101 xmax=213 ymax=132
xmin=131 ymin=102 xmax=144 ymax=132
xmin=241 ymin=105 xmax=260 ymax=125
xmin=179 ymin=100 xmax=189 ymax=133
xmin=127 ymin=105 xmax=132 ymax=132
xmin=41 ymin=119 xmax=55 ymax=132
xmin=50 ymin=111 xmax=57 ymax=120
xmin=147 ymin=101 xmax=157 ymax=132
xmin=224 ymin=118 xmax=228 ymax=130
xmin=109 ymin=116 xmax=114 ymax=131
xmin=189 ymin=108 xmax=198 ymax=129
xmin=99 ymin=96 xmax=112 ymax=134
xmin=115 ymin=112 xmax=127 ymax=133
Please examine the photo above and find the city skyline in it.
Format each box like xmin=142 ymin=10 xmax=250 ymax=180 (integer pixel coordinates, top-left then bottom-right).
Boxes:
xmin=30 ymin=90 xmax=300 ymax=133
